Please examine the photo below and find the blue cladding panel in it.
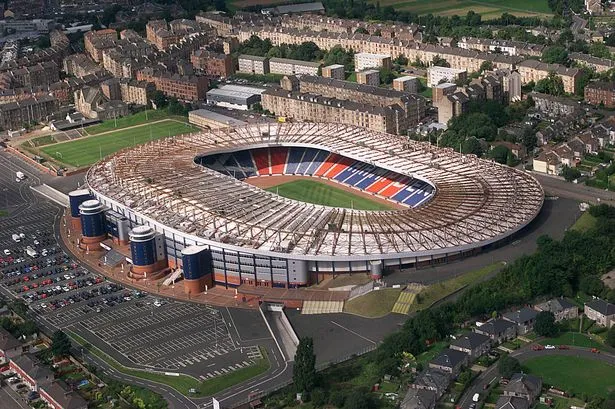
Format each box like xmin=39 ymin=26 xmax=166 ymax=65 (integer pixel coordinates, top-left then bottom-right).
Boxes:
xmin=182 ymin=248 xmax=213 ymax=280
xmin=130 ymin=239 xmax=156 ymax=266
xmin=81 ymin=213 xmax=105 ymax=237
xmin=69 ymin=193 xmax=91 ymax=218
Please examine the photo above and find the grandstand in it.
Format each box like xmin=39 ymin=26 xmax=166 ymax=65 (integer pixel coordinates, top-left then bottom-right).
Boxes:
xmin=196 ymin=146 xmax=435 ymax=208
xmin=86 ymin=122 xmax=544 ymax=288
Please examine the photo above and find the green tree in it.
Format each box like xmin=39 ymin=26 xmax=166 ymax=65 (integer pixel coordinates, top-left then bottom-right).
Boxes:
xmin=535 ymin=72 xmax=565 ymax=96
xmin=311 ymin=388 xmax=327 ymax=407
xmin=589 ymin=43 xmax=611 ymax=59
xmin=151 ymin=90 xmax=168 ymax=109
xmin=562 ymin=165 xmax=581 ymax=182
xmin=462 ymin=137 xmax=483 ymax=156
xmin=490 ymin=145 xmax=511 ymax=164
xmin=380 ymin=68 xmax=395 ymax=84
xmin=498 ymin=355 xmax=521 ymax=378
xmin=51 ymin=330 xmax=72 ymax=358
xmin=293 ymin=337 xmax=317 ymax=394
xmin=542 ymin=46 xmax=569 ymax=65
xmin=534 ymin=311 xmax=559 ymax=337
xmin=432 ymin=55 xmax=450 ymax=67
xmin=606 ymin=326 xmax=615 ymax=347
xmin=354 ymin=27 xmax=369 ymax=34
xmin=394 ymin=54 xmax=409 ymax=66
xmin=343 ymin=391 xmax=369 ymax=409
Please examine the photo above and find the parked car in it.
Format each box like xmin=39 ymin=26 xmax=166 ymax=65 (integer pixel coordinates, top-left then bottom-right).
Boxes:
xmin=544 ymin=344 xmax=556 ymax=350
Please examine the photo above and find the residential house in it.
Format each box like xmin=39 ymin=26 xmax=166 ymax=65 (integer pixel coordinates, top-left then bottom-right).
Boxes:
xmin=503 ymin=307 xmax=538 ymax=335
xmin=585 ymin=82 xmax=615 ymax=108
xmin=0 ymin=327 xmax=21 ymax=364
xmin=410 ymin=368 xmax=450 ymax=399
xmin=401 ymin=388 xmax=437 ymax=409
xmin=39 ymin=380 xmax=88 ymax=409
xmin=428 ymin=348 xmax=468 ymax=376
xmin=584 ymin=298 xmax=615 ymax=328
xmin=495 ymin=396 xmax=530 ymax=409
xmin=9 ymin=355 xmax=53 ymax=391
xmin=474 ymin=319 xmax=517 ymax=344
xmin=533 ymin=144 xmax=574 ymax=175
xmin=449 ymin=332 xmax=491 ymax=359
xmin=503 ymin=373 xmax=542 ymax=402
xmin=534 ymin=298 xmax=578 ymax=322
xmin=531 ymin=92 xmax=580 ymax=118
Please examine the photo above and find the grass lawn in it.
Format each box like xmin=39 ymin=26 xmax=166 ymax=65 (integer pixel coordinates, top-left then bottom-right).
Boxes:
xmin=266 ymin=179 xmax=393 ymax=210
xmin=408 ymin=262 xmax=505 ymax=313
xmin=344 ymin=288 xmax=402 ymax=317
xmin=0 ymin=210 xmax=7 ymax=217
xmin=83 ymin=110 xmax=172 ymax=135
xmin=41 ymin=120 xmax=198 ymax=167
xmin=524 ymin=355 xmax=615 ymax=397
xmin=67 ymin=331 xmax=269 ymax=397
xmin=538 ymin=332 xmax=603 ymax=349
xmin=570 ymin=212 xmax=597 ymax=233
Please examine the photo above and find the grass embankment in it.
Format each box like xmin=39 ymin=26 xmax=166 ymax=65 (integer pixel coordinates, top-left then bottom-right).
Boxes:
xmin=524 ymin=355 xmax=615 ymax=397
xmin=41 ymin=120 xmax=199 ymax=167
xmin=407 ymin=262 xmax=505 ymax=313
xmin=29 ymin=134 xmax=57 ymax=147
xmin=570 ymin=212 xmax=597 ymax=233
xmin=344 ymin=288 xmax=402 ymax=317
xmin=267 ymin=179 xmax=393 ymax=210
xmin=67 ymin=331 xmax=270 ymax=397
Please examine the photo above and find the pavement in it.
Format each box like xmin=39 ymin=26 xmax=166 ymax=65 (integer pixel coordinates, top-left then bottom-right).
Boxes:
xmin=457 ymin=345 xmax=615 ymax=409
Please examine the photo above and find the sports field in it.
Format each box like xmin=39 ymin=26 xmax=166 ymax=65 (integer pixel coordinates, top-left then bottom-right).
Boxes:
xmin=266 ymin=179 xmax=393 ymax=210
xmin=376 ymin=0 xmax=552 ymax=19
xmin=41 ymin=119 xmax=198 ymax=167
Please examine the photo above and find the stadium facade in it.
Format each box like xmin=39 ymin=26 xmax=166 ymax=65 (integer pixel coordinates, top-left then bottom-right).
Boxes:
xmin=85 ymin=122 xmax=544 ymax=288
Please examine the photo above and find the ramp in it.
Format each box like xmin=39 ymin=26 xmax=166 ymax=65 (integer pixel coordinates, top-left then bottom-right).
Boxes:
xmin=163 ymin=269 xmax=183 ymax=286
xmin=30 ymin=184 xmax=69 ymax=207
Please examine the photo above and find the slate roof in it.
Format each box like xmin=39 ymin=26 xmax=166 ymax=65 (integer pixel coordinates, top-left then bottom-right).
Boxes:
xmin=503 ymin=307 xmax=538 ymax=324
xmin=450 ymin=332 xmax=490 ymax=350
xmin=586 ymin=298 xmax=615 ymax=316
xmin=496 ymin=396 xmax=530 ymax=409
xmin=430 ymin=348 xmax=467 ymax=369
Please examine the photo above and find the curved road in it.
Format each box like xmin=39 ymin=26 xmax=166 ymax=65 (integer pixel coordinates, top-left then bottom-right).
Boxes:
xmin=458 ymin=346 xmax=615 ymax=409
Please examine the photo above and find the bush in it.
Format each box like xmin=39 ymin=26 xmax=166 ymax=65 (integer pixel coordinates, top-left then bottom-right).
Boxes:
xmin=607 ymin=326 xmax=615 ymax=347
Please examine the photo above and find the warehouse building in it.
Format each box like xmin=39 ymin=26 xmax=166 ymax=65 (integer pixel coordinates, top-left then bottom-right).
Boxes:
xmin=206 ymin=84 xmax=266 ymax=110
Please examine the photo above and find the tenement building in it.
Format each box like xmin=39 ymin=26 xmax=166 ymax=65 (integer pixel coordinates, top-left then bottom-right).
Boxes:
xmin=261 ymin=88 xmax=404 ymax=134
xmin=584 ymin=82 xmax=615 ymax=108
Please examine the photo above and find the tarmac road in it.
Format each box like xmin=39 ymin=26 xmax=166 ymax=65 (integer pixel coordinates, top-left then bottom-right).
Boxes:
xmin=532 ymin=172 xmax=615 ymax=205
xmin=457 ymin=345 xmax=615 ymax=409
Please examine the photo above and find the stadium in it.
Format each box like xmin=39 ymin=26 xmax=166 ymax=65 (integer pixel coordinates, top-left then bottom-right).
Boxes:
xmin=85 ymin=122 xmax=544 ymax=288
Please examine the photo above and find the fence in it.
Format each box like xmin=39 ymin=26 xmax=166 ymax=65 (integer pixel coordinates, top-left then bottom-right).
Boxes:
xmin=348 ymin=280 xmax=375 ymax=300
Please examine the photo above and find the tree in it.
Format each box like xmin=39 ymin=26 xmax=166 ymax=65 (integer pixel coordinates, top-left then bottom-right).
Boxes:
xmin=394 ymin=54 xmax=409 ymax=66
xmin=535 ymin=72 xmax=565 ymax=96
xmin=498 ymin=355 xmax=521 ymax=378
xmin=479 ymin=61 xmax=494 ymax=73
xmin=542 ymin=46 xmax=569 ymax=65
xmin=462 ymin=137 xmax=483 ymax=156
xmin=562 ymin=165 xmax=581 ymax=182
xmin=606 ymin=326 xmax=615 ymax=347
xmin=354 ymin=27 xmax=369 ymax=35
xmin=590 ymin=43 xmax=611 ymax=59
xmin=51 ymin=330 xmax=72 ymax=358
xmin=293 ymin=337 xmax=316 ymax=393
xmin=490 ymin=145 xmax=511 ymax=164
xmin=432 ymin=55 xmax=450 ymax=67
xmin=343 ymin=393 xmax=369 ymax=409
xmin=151 ymin=90 xmax=167 ymax=109
xmin=380 ymin=68 xmax=395 ymax=84
xmin=534 ymin=311 xmax=559 ymax=337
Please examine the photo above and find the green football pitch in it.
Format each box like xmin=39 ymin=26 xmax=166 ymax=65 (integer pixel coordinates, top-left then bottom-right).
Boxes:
xmin=266 ymin=179 xmax=393 ymax=210
xmin=41 ymin=119 xmax=198 ymax=167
